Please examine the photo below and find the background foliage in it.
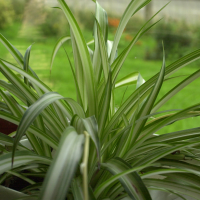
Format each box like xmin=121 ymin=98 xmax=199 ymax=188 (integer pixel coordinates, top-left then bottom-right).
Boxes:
xmin=0 ymin=0 xmax=15 ymax=30
xmin=39 ymin=8 xmax=68 ymax=37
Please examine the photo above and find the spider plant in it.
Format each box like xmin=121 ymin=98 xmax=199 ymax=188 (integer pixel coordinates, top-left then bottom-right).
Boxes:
xmin=0 ymin=0 xmax=200 ymax=199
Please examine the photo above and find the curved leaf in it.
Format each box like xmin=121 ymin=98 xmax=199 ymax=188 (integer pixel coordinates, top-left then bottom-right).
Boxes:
xmin=58 ymin=0 xmax=96 ymax=116
xmin=156 ymin=159 xmax=200 ymax=176
xmin=98 ymin=71 xmax=112 ymax=138
xmin=64 ymin=49 xmax=84 ymax=108
xmin=96 ymin=158 xmax=152 ymax=199
xmin=134 ymin=104 xmax=200 ymax=150
xmin=111 ymin=3 xmax=168 ymax=86
xmin=50 ymin=36 xmax=71 ymax=73
xmin=0 ymin=111 xmax=59 ymax=149
xmin=95 ymin=18 xmax=109 ymax=82
xmin=1 ymin=57 xmax=72 ymax=121
xmin=0 ymin=33 xmax=39 ymax=79
xmin=64 ymin=98 xmax=85 ymax=118
xmin=144 ymin=179 xmax=200 ymax=199
xmin=0 ymin=59 xmax=68 ymax=137
xmin=109 ymin=0 xmax=151 ymax=64
xmin=115 ymin=72 xmax=139 ymax=89
xmin=0 ymin=151 xmax=51 ymax=174
xmin=93 ymin=1 xmax=108 ymax=84
xmin=72 ymin=178 xmax=84 ymax=200
xmin=130 ymin=49 xmax=165 ymax=144
xmin=12 ymin=92 xmax=66 ymax=164
xmin=23 ymin=45 xmax=32 ymax=87
xmin=70 ymin=115 xmax=100 ymax=167
xmin=133 ymin=141 xmax=200 ymax=168
xmin=82 ymin=116 xmax=100 ymax=165
xmin=143 ymin=127 xmax=200 ymax=146
xmin=0 ymin=33 xmax=24 ymax=68
xmin=104 ymin=48 xmax=200 ymax=139
xmin=152 ymin=69 xmax=200 ymax=113
xmin=141 ymin=168 xmax=188 ymax=179
xmin=39 ymin=126 xmax=84 ymax=200
xmin=0 ymin=132 xmax=27 ymax=150
xmin=0 ymin=79 xmax=27 ymax=103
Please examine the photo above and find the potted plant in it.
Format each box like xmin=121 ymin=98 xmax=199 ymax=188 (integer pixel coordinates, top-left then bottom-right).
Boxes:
xmin=0 ymin=0 xmax=200 ymax=199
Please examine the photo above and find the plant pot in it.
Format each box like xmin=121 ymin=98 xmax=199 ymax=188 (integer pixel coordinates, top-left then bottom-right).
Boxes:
xmin=0 ymin=118 xmax=18 ymax=135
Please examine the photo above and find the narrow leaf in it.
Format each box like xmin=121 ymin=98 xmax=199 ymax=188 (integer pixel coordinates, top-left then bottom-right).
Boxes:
xmin=95 ymin=158 xmax=152 ymax=199
xmin=115 ymin=72 xmax=139 ymax=89
xmin=130 ymin=47 xmax=165 ymax=144
xmin=109 ymin=0 xmax=151 ymax=64
xmin=12 ymin=92 xmax=66 ymax=164
xmin=50 ymin=36 xmax=71 ymax=73
xmin=152 ymin=69 xmax=200 ymax=113
xmin=82 ymin=116 xmax=100 ymax=165
xmin=0 ymin=151 xmax=51 ymax=175
xmin=39 ymin=126 xmax=84 ymax=200
xmin=58 ymin=0 xmax=96 ymax=116
xmin=144 ymin=179 xmax=200 ymax=199
xmin=93 ymin=1 xmax=108 ymax=83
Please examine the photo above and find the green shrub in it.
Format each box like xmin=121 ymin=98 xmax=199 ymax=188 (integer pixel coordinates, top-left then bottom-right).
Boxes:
xmin=39 ymin=8 xmax=68 ymax=37
xmin=192 ymin=24 xmax=200 ymax=49
xmin=125 ymin=15 xmax=145 ymax=33
xmin=77 ymin=10 xmax=94 ymax=30
xmin=0 ymin=0 xmax=15 ymax=29
xmin=0 ymin=0 xmax=200 ymax=200
xmin=11 ymin=0 xmax=26 ymax=21
xmin=146 ymin=20 xmax=193 ymax=60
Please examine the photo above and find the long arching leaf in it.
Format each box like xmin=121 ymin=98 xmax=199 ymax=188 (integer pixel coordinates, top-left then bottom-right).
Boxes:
xmin=58 ymin=0 xmax=96 ymax=116
xmin=12 ymin=92 xmax=66 ymax=164
xmin=0 ymin=151 xmax=51 ymax=174
xmin=109 ymin=0 xmax=151 ymax=64
xmin=39 ymin=126 xmax=84 ymax=200
xmin=50 ymin=36 xmax=71 ymax=73
xmin=95 ymin=158 xmax=152 ymax=199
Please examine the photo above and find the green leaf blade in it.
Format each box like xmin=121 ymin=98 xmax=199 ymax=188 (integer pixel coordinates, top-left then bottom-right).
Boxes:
xmin=39 ymin=126 xmax=84 ymax=200
xmin=12 ymin=92 xmax=66 ymax=164
xmin=58 ymin=0 xmax=96 ymax=116
xmin=96 ymin=158 xmax=152 ymax=200
xmin=50 ymin=36 xmax=71 ymax=73
xmin=109 ymin=0 xmax=151 ymax=64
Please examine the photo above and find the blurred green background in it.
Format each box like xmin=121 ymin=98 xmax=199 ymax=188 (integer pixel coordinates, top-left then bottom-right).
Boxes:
xmin=0 ymin=0 xmax=200 ymax=134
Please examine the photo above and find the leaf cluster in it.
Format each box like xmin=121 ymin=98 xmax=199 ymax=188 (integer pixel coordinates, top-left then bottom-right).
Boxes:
xmin=0 ymin=0 xmax=200 ymax=199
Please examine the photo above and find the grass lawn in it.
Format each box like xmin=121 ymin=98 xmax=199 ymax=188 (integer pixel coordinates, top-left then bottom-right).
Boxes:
xmin=0 ymin=23 xmax=200 ymax=134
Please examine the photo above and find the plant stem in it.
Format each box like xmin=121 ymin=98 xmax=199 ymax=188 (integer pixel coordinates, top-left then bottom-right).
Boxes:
xmin=82 ymin=131 xmax=90 ymax=200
